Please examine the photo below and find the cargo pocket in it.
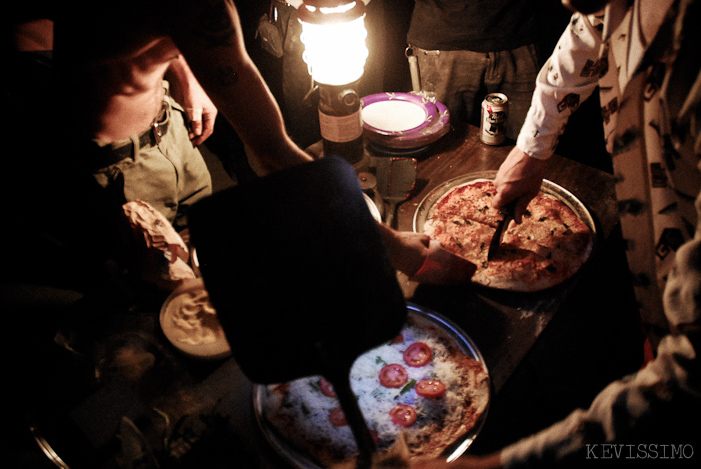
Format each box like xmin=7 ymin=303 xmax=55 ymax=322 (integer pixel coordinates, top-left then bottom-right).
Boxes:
xmin=256 ymin=1 xmax=286 ymax=58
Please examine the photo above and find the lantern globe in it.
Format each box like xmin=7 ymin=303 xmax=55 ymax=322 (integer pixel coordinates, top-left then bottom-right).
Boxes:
xmin=298 ymin=0 xmax=368 ymax=86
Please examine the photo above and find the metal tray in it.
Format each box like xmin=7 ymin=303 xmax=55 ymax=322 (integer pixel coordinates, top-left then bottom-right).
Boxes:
xmin=253 ymin=303 xmax=490 ymax=468
xmin=412 ymin=171 xmax=597 ymax=289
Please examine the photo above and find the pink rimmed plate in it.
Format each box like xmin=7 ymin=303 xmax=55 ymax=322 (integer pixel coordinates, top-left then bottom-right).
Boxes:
xmin=361 ymin=92 xmax=438 ymax=136
xmin=364 ymin=100 xmax=451 ymax=150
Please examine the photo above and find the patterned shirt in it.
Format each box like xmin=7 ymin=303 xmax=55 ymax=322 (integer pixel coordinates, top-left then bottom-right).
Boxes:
xmin=501 ymin=0 xmax=701 ymax=465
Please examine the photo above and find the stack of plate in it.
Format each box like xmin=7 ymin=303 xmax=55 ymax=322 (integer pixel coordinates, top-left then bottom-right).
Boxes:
xmin=361 ymin=92 xmax=451 ymax=154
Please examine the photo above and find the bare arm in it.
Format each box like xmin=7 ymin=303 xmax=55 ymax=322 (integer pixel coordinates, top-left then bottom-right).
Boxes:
xmin=166 ymin=53 xmax=218 ymax=146
xmin=376 ymin=223 xmax=476 ymax=284
xmin=162 ymin=0 xmax=312 ymax=175
xmin=493 ymin=12 xmax=604 ymax=221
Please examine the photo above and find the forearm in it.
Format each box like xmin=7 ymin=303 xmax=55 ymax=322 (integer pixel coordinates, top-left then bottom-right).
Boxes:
xmin=219 ymin=60 xmax=312 ymax=173
xmin=165 ymin=54 xmax=195 ymax=102
xmin=516 ymin=12 xmax=604 ymax=160
xmin=163 ymin=0 xmax=311 ymax=173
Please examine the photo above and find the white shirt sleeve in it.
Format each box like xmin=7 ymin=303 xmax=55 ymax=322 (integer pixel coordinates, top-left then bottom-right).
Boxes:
xmin=516 ymin=13 xmax=605 ymax=160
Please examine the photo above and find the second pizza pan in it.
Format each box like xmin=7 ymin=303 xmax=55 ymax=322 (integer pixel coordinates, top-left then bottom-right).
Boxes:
xmin=253 ymin=302 xmax=490 ymax=469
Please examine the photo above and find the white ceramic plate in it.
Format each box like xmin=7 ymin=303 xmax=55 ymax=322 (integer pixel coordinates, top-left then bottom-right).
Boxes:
xmin=363 ymin=100 xmax=451 ymax=150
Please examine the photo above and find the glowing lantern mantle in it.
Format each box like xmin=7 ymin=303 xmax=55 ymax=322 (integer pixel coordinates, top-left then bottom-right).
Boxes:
xmin=298 ymin=0 xmax=369 ymax=86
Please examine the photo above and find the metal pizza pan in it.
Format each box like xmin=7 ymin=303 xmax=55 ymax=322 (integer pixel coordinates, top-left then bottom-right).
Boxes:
xmin=412 ymin=171 xmax=598 ymax=289
xmin=252 ymin=303 xmax=490 ymax=469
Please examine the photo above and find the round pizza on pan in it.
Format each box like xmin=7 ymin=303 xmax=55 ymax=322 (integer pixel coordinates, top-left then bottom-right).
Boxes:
xmin=416 ymin=174 xmax=595 ymax=292
xmin=254 ymin=305 xmax=490 ymax=468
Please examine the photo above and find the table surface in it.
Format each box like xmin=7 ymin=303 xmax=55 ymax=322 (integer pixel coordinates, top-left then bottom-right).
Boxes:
xmin=28 ymin=124 xmax=619 ymax=469
xmin=390 ymin=123 xmax=618 ymax=393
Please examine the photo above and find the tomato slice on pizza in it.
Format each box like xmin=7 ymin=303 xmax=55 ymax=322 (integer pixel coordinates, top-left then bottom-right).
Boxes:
xmin=258 ymin=314 xmax=489 ymax=467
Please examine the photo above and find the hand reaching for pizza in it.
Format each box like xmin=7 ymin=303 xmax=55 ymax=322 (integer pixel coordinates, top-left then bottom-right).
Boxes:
xmin=410 ymin=239 xmax=477 ymax=284
xmin=377 ymin=224 xmax=476 ymax=284
xmin=492 ymin=146 xmax=548 ymax=224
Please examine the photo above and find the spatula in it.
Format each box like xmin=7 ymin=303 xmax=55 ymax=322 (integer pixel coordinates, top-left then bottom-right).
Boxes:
xmin=376 ymin=157 xmax=417 ymax=229
xmin=487 ymin=200 xmax=517 ymax=261
xmin=187 ymin=156 xmax=407 ymax=468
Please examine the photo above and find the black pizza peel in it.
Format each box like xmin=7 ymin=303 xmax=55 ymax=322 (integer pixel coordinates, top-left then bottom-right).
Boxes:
xmin=187 ymin=156 xmax=407 ymax=468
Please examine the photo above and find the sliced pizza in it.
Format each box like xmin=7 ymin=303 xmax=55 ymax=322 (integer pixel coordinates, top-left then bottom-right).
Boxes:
xmin=423 ymin=180 xmax=593 ymax=292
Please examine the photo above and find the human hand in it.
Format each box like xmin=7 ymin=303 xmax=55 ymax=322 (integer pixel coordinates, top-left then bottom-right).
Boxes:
xmin=377 ymin=225 xmax=475 ymax=284
xmin=379 ymin=227 xmax=431 ymax=277
xmin=492 ymin=146 xmax=548 ymax=223
xmin=410 ymin=239 xmax=476 ymax=284
xmin=166 ymin=54 xmax=218 ymax=146
xmin=184 ymin=92 xmax=217 ymax=146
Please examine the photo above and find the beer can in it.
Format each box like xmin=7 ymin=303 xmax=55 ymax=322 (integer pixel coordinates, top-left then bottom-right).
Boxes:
xmin=480 ymin=93 xmax=509 ymax=145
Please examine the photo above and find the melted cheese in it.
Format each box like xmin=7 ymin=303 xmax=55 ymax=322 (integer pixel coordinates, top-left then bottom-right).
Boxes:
xmin=261 ymin=319 xmax=487 ymax=464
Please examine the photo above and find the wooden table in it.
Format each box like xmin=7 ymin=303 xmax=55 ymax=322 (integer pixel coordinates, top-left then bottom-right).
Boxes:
xmin=392 ymin=124 xmax=618 ymax=238
xmin=328 ymin=123 xmax=620 ymax=394
xmin=27 ymin=124 xmax=621 ymax=468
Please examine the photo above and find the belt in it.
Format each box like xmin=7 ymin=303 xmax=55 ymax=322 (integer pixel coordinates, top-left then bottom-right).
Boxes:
xmin=105 ymin=99 xmax=171 ymax=163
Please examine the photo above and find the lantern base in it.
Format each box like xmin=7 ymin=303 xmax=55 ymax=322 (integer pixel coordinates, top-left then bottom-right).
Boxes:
xmin=305 ymin=139 xmax=372 ymax=174
xmin=322 ymin=136 xmax=364 ymax=165
xmin=317 ymin=81 xmax=364 ymax=165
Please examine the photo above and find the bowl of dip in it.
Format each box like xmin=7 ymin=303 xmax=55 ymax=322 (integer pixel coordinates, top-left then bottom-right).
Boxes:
xmin=160 ymin=278 xmax=231 ymax=360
